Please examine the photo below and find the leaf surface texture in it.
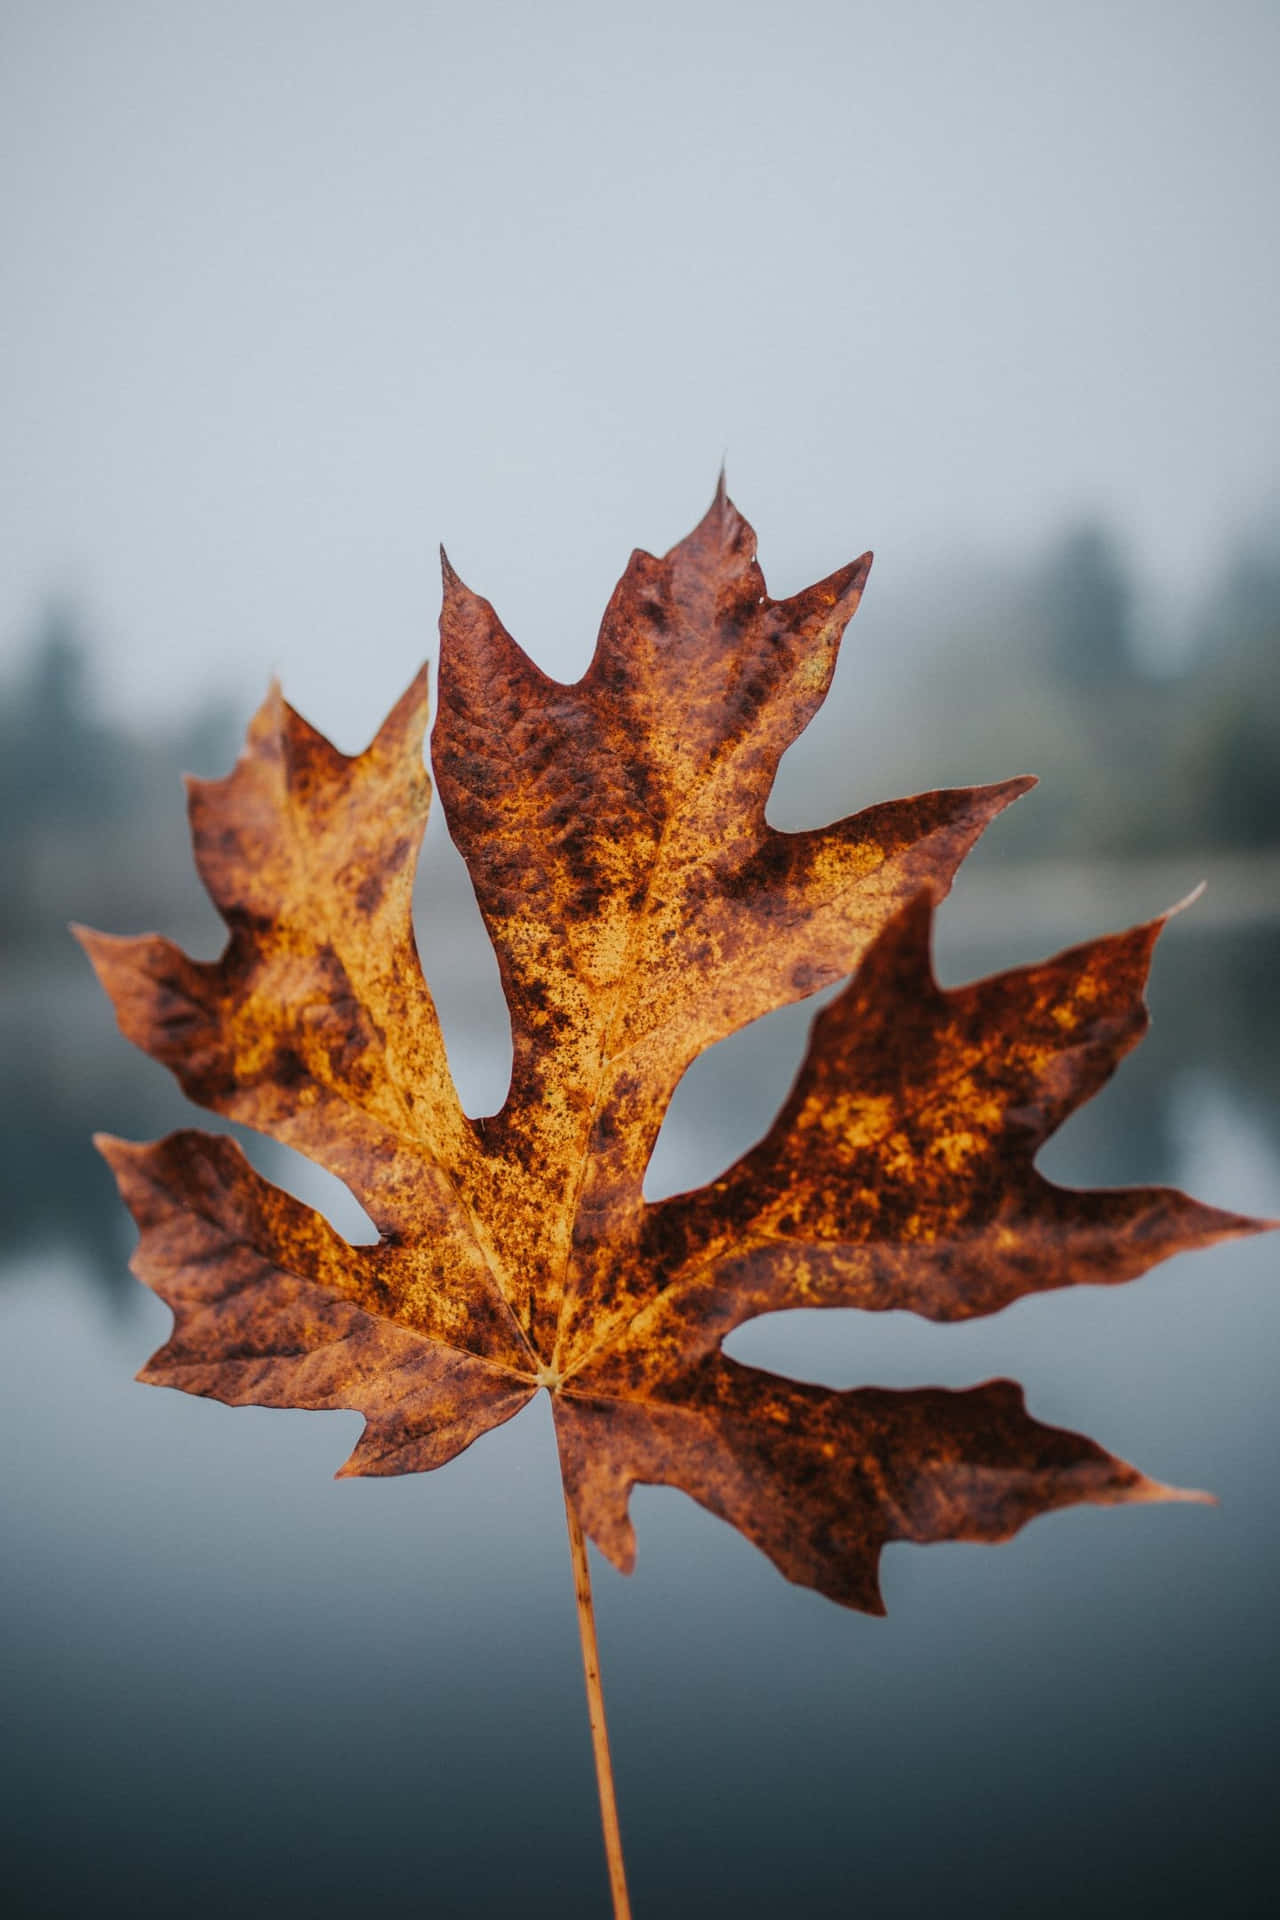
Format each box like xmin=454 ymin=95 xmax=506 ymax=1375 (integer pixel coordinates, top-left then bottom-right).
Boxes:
xmin=82 ymin=487 xmax=1266 ymax=1611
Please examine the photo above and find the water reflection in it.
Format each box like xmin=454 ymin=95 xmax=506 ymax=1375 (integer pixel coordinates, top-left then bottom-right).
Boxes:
xmin=2 ymin=915 xmax=1276 ymax=1919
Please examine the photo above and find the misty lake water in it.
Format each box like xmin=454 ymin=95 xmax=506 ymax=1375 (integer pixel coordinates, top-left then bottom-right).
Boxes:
xmin=2 ymin=907 xmax=1277 ymax=1918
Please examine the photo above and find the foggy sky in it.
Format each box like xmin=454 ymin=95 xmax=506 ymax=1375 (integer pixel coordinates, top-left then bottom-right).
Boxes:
xmin=2 ymin=0 xmax=1277 ymax=743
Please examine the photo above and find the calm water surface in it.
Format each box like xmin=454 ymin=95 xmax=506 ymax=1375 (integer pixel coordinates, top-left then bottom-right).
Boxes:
xmin=2 ymin=919 xmax=1277 ymax=1918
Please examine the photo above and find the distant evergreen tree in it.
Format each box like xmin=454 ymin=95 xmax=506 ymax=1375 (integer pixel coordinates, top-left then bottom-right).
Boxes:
xmin=1036 ymin=523 xmax=1136 ymax=686
xmin=0 ymin=600 xmax=133 ymax=827
xmin=1185 ymin=541 xmax=1280 ymax=848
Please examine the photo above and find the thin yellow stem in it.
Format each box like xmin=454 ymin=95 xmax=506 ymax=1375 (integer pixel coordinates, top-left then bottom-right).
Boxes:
xmin=562 ymin=1487 xmax=632 ymax=1920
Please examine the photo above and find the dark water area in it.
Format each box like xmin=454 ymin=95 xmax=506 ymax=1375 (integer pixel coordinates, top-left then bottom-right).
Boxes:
xmin=2 ymin=917 xmax=1277 ymax=1918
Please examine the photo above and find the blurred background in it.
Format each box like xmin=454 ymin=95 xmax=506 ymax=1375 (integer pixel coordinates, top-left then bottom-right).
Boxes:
xmin=2 ymin=4 xmax=1276 ymax=1916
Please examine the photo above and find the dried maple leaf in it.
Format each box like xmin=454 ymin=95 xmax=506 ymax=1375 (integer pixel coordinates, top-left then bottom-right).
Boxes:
xmin=78 ymin=484 xmax=1269 ymax=1913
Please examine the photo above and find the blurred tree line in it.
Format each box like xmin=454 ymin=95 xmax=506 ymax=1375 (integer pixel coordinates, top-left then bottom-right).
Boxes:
xmin=1 ymin=601 xmax=238 ymax=956
xmin=2 ymin=522 xmax=1277 ymax=961
xmin=879 ymin=520 xmax=1278 ymax=859
xmin=775 ymin=519 xmax=1280 ymax=862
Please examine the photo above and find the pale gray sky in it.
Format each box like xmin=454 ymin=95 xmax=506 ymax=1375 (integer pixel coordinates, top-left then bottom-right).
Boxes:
xmin=2 ymin=0 xmax=1277 ymax=741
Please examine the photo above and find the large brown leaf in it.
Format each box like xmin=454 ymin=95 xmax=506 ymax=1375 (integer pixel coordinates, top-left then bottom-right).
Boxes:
xmin=80 ymin=484 xmax=1267 ymax=1613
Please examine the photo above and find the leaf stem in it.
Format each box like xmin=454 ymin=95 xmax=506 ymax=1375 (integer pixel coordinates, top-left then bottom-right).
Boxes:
xmin=562 ymin=1486 xmax=632 ymax=1919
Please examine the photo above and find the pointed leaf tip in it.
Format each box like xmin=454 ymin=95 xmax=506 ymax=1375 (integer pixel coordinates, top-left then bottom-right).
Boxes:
xmin=994 ymin=773 xmax=1038 ymax=804
xmin=1159 ymin=879 xmax=1208 ymax=922
xmin=1134 ymin=1477 xmax=1217 ymax=1507
xmin=438 ymin=544 xmax=481 ymax=603
xmin=677 ymin=466 xmax=753 ymax=558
